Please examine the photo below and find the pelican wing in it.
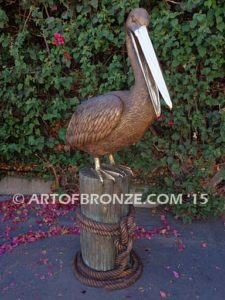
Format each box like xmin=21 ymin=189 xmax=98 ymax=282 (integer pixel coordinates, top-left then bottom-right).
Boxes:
xmin=66 ymin=94 xmax=123 ymax=147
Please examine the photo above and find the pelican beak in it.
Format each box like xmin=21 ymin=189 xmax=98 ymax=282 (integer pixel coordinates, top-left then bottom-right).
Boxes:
xmin=130 ymin=25 xmax=172 ymax=117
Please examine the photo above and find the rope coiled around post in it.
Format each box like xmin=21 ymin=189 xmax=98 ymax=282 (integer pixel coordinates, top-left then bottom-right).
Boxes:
xmin=74 ymin=205 xmax=143 ymax=290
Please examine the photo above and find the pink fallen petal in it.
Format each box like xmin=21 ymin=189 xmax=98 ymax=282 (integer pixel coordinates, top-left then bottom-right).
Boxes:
xmin=173 ymin=230 xmax=179 ymax=237
xmin=173 ymin=271 xmax=180 ymax=279
xmin=176 ymin=239 xmax=186 ymax=252
xmin=160 ymin=291 xmax=167 ymax=298
xmin=201 ymin=242 xmax=208 ymax=248
xmin=160 ymin=214 xmax=166 ymax=222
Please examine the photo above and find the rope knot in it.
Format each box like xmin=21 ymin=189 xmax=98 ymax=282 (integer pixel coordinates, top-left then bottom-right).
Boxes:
xmin=74 ymin=204 xmax=143 ymax=290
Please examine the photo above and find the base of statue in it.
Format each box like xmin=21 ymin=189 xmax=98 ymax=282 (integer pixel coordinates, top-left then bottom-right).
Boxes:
xmin=73 ymin=166 xmax=143 ymax=290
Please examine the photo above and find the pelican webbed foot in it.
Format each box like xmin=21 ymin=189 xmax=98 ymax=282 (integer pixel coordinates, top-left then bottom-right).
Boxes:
xmin=118 ymin=165 xmax=134 ymax=176
xmin=92 ymin=157 xmax=122 ymax=183
xmin=102 ymin=163 xmax=127 ymax=177
xmin=91 ymin=168 xmax=116 ymax=183
xmin=92 ymin=157 xmax=134 ymax=184
xmin=103 ymin=164 xmax=134 ymax=177
xmin=104 ymin=154 xmax=134 ymax=177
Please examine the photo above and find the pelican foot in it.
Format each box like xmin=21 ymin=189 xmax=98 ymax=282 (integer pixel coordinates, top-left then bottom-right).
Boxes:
xmin=102 ymin=164 xmax=133 ymax=177
xmin=118 ymin=165 xmax=134 ymax=176
xmin=91 ymin=168 xmax=118 ymax=183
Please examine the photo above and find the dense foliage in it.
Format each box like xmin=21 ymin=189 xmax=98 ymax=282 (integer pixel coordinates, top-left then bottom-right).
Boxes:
xmin=0 ymin=0 xmax=224 ymax=221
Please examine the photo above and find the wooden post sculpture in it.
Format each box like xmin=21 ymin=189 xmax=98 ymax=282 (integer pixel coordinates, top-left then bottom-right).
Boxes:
xmin=67 ymin=8 xmax=172 ymax=290
xmin=74 ymin=168 xmax=143 ymax=290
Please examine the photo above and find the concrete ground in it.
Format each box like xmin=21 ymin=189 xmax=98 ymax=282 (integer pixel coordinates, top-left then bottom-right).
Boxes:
xmin=0 ymin=196 xmax=225 ymax=300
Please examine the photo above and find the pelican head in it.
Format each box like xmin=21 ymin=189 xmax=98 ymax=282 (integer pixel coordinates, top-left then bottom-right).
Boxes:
xmin=126 ymin=8 xmax=172 ymax=117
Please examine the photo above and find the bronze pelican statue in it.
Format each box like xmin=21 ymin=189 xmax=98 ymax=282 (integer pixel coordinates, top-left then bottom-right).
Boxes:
xmin=66 ymin=8 xmax=172 ymax=182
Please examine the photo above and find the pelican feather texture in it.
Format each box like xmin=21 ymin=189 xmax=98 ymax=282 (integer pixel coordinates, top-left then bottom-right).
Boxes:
xmin=66 ymin=8 xmax=172 ymax=181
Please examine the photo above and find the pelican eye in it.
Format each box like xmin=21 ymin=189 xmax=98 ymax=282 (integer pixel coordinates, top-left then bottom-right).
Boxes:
xmin=131 ymin=15 xmax=138 ymax=24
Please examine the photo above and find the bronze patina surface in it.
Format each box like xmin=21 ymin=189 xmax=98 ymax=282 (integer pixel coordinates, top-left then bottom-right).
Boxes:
xmin=67 ymin=8 xmax=172 ymax=180
xmin=67 ymin=9 xmax=155 ymax=157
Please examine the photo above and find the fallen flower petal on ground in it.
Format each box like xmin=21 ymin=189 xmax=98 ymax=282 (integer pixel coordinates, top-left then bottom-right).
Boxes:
xmin=173 ymin=271 xmax=180 ymax=279
xmin=160 ymin=290 xmax=168 ymax=298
